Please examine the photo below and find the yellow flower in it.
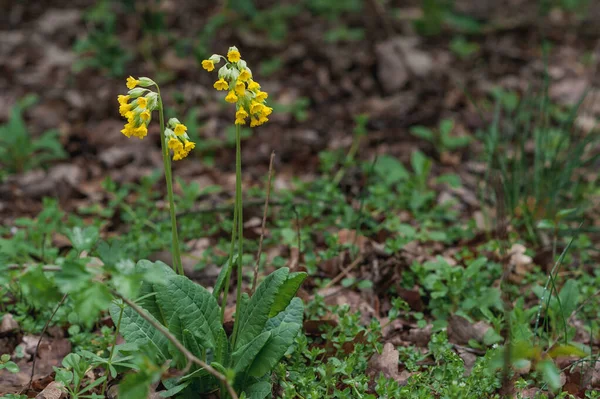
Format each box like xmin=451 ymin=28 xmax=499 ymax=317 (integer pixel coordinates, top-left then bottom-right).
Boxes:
xmin=168 ymin=138 xmax=183 ymax=151
xmin=250 ymin=101 xmax=263 ymax=114
xmin=125 ymin=111 xmax=134 ymax=122
xmin=250 ymin=116 xmax=259 ymax=127
xmin=247 ymin=81 xmax=260 ymax=91
xmin=119 ymin=103 xmax=131 ymax=117
xmin=235 ymin=81 xmax=245 ymax=96
xmin=227 ymin=49 xmax=241 ymax=62
xmin=258 ymin=115 xmax=269 ymax=125
xmin=174 ymin=123 xmax=187 ymax=136
xmin=225 ymin=91 xmax=238 ymax=103
xmin=214 ymin=78 xmax=229 ymax=91
xmin=238 ymin=69 xmax=251 ymax=82
xmin=184 ymin=141 xmax=195 ymax=151
xmin=255 ymin=91 xmax=268 ymax=102
xmin=262 ymin=106 xmax=273 ymax=116
xmin=137 ymin=96 xmax=148 ymax=109
xmin=133 ymin=124 xmax=148 ymax=139
xmin=202 ymin=59 xmax=215 ymax=72
xmin=235 ymin=108 xmax=248 ymax=125
xmin=126 ymin=76 xmax=139 ymax=89
xmin=140 ymin=110 xmax=151 ymax=122
xmin=121 ymin=122 xmax=134 ymax=137
xmin=118 ymin=95 xmax=130 ymax=105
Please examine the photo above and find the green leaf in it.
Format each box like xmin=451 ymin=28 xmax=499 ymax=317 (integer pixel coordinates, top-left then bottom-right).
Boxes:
xmin=537 ymin=360 xmax=561 ymax=391
xmin=135 ymin=260 xmax=175 ymax=324
xmin=159 ymin=380 xmax=191 ymax=397
xmin=66 ymin=226 xmax=99 ymax=253
xmin=235 ymin=268 xmax=289 ymax=351
xmin=247 ymin=321 xmax=301 ymax=378
xmin=411 ymin=150 xmax=431 ymax=178
xmin=213 ymin=255 xmax=237 ymax=300
xmin=110 ymin=303 xmax=170 ymax=363
xmin=73 ymin=283 xmax=112 ymax=327
xmin=558 ymin=279 xmax=579 ymax=320
xmin=410 ymin=126 xmax=434 ymax=141
xmin=155 ymin=275 xmax=223 ymax=350
xmin=4 ymin=361 xmax=19 ymax=373
xmin=266 ymin=297 xmax=304 ymax=331
xmin=215 ymin=328 xmax=230 ymax=367
xmin=231 ymin=331 xmax=271 ymax=374
xmin=119 ymin=370 xmax=152 ymax=399
xmin=374 ymin=155 xmax=409 ymax=185
xmin=55 ymin=259 xmax=91 ymax=293
xmin=244 ymin=381 xmax=272 ymax=399
xmin=268 ymin=272 xmax=307 ymax=317
xmin=438 ymin=119 xmax=454 ymax=135
xmin=182 ymin=329 xmax=204 ymax=360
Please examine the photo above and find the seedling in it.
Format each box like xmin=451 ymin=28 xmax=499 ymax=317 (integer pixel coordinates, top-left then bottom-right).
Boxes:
xmin=0 ymin=95 xmax=66 ymax=175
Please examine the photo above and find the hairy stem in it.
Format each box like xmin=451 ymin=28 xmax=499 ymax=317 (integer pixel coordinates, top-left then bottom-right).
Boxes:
xmin=220 ymin=203 xmax=238 ymax=323
xmin=156 ymin=86 xmax=183 ymax=275
xmin=231 ymin=124 xmax=244 ymax=348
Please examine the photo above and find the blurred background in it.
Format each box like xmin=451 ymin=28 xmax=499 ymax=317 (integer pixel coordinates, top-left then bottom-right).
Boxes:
xmin=1 ymin=0 xmax=599 ymax=228
xmin=2 ymin=2 xmax=600 ymax=396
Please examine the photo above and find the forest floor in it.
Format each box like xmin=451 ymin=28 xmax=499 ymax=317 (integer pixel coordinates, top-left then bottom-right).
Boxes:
xmin=1 ymin=0 xmax=599 ymax=398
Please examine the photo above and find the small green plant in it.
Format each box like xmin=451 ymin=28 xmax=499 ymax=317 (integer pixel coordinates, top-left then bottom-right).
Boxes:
xmin=410 ymin=118 xmax=471 ymax=155
xmin=73 ymin=0 xmax=131 ymax=77
xmin=480 ymin=85 xmax=599 ymax=242
xmin=0 ymin=95 xmax=66 ymax=175
xmin=53 ymin=353 xmax=107 ymax=398
xmin=0 ymin=354 xmax=19 ymax=374
xmin=449 ymin=36 xmax=480 ymax=59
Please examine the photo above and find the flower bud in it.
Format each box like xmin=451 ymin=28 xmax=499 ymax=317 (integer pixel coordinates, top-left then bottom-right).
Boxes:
xmin=145 ymin=92 xmax=158 ymax=111
xmin=128 ymin=88 xmax=147 ymax=98
xmin=138 ymin=77 xmax=156 ymax=87
xmin=218 ymin=65 xmax=229 ymax=80
xmin=168 ymin=118 xmax=182 ymax=128
xmin=209 ymin=54 xmax=221 ymax=63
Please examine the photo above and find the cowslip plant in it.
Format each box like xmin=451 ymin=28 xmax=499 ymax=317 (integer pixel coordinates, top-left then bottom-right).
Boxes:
xmin=111 ymin=46 xmax=306 ymax=399
xmin=117 ymin=76 xmax=196 ymax=274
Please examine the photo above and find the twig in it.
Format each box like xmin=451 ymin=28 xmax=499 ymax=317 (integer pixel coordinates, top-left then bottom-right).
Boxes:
xmin=568 ymin=289 xmax=600 ymax=324
xmin=7 ymin=264 xmax=61 ymax=272
xmin=321 ymin=255 xmax=364 ymax=291
xmin=25 ymin=293 xmax=68 ymax=392
xmin=113 ymin=292 xmax=238 ymax=399
xmin=251 ymin=152 xmax=275 ymax=295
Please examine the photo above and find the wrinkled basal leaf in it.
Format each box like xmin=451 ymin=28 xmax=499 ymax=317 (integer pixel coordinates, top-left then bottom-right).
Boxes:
xmin=155 ymin=275 xmax=223 ymax=350
xmin=269 ymin=272 xmax=307 ymax=318
xmin=235 ymin=268 xmax=289 ymax=351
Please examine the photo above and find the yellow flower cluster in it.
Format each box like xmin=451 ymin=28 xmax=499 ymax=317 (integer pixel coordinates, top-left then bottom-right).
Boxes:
xmin=118 ymin=76 xmax=158 ymax=139
xmin=202 ymin=46 xmax=272 ymax=127
xmin=118 ymin=76 xmax=195 ymax=161
xmin=165 ymin=118 xmax=195 ymax=161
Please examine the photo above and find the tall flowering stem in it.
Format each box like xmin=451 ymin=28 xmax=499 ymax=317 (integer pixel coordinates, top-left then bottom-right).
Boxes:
xmin=202 ymin=47 xmax=272 ymax=337
xmin=117 ymin=76 xmax=195 ymax=275
xmin=157 ymin=86 xmax=183 ymax=275
xmin=231 ymin=123 xmax=244 ymax=346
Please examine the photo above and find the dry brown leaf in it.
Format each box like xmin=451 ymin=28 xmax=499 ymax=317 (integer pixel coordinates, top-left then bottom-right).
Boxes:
xmin=447 ymin=314 xmax=492 ymax=345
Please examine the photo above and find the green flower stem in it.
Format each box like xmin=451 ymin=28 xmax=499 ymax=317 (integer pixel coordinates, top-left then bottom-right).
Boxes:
xmin=101 ymin=301 xmax=124 ymax=396
xmin=156 ymin=86 xmax=183 ymax=275
xmin=231 ymin=124 xmax=244 ymax=348
xmin=220 ymin=202 xmax=238 ymax=323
